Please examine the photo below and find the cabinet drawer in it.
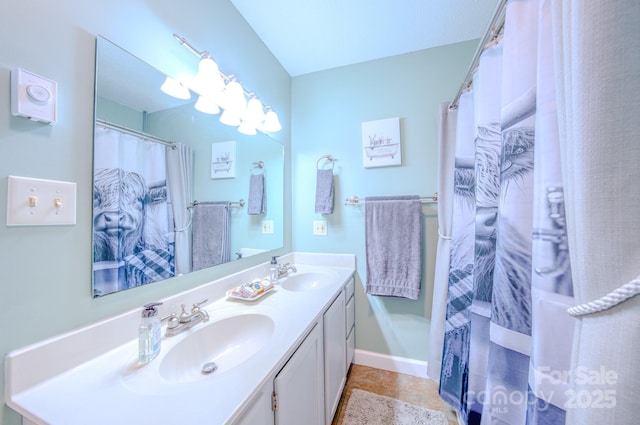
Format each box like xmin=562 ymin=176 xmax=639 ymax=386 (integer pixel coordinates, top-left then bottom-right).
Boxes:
xmin=345 ymin=277 xmax=355 ymax=302
xmin=345 ymin=295 xmax=355 ymax=334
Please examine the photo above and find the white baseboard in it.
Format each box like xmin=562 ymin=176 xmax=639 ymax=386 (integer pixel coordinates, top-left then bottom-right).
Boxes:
xmin=353 ymin=349 xmax=429 ymax=379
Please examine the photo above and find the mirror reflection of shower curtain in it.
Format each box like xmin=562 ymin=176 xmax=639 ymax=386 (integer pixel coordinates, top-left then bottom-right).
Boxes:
xmin=438 ymin=1 xmax=575 ymax=423
xmin=167 ymin=143 xmax=193 ymax=276
xmin=93 ymin=125 xmax=174 ymax=296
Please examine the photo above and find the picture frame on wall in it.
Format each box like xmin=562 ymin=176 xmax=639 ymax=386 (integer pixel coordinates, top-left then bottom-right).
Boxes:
xmin=362 ymin=117 xmax=402 ymax=168
xmin=211 ymin=140 xmax=236 ymax=178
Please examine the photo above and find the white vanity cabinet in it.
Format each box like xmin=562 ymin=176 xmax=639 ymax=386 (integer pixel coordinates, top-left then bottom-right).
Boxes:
xmin=273 ymin=322 xmax=325 ymax=425
xmin=323 ymin=289 xmax=346 ymax=425
xmin=233 ymin=380 xmax=274 ymax=425
xmin=241 ymin=275 xmax=355 ymax=425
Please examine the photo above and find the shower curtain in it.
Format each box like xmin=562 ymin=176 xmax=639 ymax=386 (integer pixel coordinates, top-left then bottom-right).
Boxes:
xmin=437 ymin=0 xmax=580 ymax=423
xmin=93 ymin=124 xmax=174 ymax=296
xmin=166 ymin=143 xmax=193 ymax=276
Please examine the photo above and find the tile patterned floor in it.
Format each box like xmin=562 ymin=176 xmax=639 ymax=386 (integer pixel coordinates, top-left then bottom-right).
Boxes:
xmin=331 ymin=364 xmax=458 ymax=425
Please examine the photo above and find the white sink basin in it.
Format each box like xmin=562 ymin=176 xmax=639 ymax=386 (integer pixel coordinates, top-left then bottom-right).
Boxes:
xmin=281 ymin=271 xmax=338 ymax=292
xmin=159 ymin=313 xmax=274 ymax=383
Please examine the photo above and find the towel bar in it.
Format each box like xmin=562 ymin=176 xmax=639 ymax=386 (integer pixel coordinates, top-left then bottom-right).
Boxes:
xmin=344 ymin=193 xmax=438 ymax=205
xmin=188 ymin=199 xmax=245 ymax=209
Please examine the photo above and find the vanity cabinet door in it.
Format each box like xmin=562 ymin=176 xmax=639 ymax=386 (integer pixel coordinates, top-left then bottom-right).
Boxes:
xmin=324 ymin=290 xmax=346 ymax=425
xmin=274 ymin=322 xmax=325 ymax=425
xmin=232 ymin=380 xmax=274 ymax=425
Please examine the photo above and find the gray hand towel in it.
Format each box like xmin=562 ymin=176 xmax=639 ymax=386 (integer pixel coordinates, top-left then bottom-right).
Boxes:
xmin=192 ymin=202 xmax=230 ymax=271
xmin=248 ymin=174 xmax=266 ymax=215
xmin=365 ymin=195 xmax=422 ymax=300
xmin=315 ymin=169 xmax=334 ymax=214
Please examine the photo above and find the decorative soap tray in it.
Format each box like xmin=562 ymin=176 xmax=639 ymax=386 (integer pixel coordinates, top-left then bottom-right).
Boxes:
xmin=226 ymin=279 xmax=275 ymax=301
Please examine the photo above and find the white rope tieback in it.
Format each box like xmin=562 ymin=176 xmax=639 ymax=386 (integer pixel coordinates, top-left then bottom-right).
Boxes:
xmin=438 ymin=231 xmax=452 ymax=240
xmin=568 ymin=275 xmax=640 ymax=317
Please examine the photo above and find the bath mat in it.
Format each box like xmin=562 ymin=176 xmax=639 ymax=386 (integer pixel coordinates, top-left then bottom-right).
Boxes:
xmin=343 ymin=389 xmax=448 ymax=425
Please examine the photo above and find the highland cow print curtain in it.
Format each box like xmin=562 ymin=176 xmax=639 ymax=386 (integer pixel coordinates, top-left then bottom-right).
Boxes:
xmin=92 ymin=124 xmax=174 ymax=297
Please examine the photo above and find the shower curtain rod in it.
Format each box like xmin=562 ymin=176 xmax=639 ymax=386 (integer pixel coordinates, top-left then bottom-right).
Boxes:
xmin=96 ymin=119 xmax=176 ymax=148
xmin=449 ymin=0 xmax=507 ymax=110
xmin=344 ymin=194 xmax=438 ymax=205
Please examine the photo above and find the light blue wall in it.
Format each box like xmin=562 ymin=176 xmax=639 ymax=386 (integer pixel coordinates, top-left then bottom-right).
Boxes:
xmin=291 ymin=41 xmax=477 ymax=361
xmin=0 ymin=1 xmax=290 ymax=424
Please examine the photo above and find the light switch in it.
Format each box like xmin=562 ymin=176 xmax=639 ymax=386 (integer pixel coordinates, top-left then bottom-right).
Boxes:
xmin=7 ymin=176 xmax=77 ymax=226
xmin=262 ymin=220 xmax=274 ymax=234
xmin=313 ymin=220 xmax=328 ymax=236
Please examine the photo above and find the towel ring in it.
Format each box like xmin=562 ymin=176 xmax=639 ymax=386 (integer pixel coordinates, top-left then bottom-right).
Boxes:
xmin=316 ymin=155 xmax=336 ymax=170
xmin=250 ymin=161 xmax=265 ymax=174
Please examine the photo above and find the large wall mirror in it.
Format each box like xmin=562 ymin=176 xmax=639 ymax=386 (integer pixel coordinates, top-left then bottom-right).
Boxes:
xmin=92 ymin=36 xmax=284 ymax=297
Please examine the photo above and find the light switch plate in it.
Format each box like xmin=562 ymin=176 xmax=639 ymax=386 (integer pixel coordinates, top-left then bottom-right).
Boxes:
xmin=7 ymin=176 xmax=76 ymax=226
xmin=262 ymin=220 xmax=274 ymax=234
xmin=313 ymin=220 xmax=328 ymax=236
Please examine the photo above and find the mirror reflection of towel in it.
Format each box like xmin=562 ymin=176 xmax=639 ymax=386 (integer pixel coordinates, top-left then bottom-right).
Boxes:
xmin=248 ymin=174 xmax=266 ymax=215
xmin=315 ymin=169 xmax=334 ymax=214
xmin=192 ymin=202 xmax=230 ymax=270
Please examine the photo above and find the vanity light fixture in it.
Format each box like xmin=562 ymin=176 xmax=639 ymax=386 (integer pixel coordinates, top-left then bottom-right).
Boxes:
xmin=163 ymin=33 xmax=281 ymax=134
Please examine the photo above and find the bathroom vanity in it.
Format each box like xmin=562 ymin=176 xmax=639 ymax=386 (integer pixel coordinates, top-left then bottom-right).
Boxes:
xmin=5 ymin=253 xmax=356 ymax=425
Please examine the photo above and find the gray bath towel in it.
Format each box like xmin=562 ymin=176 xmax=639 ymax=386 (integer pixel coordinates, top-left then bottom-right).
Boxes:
xmin=248 ymin=174 xmax=266 ymax=215
xmin=365 ymin=195 xmax=422 ymax=300
xmin=192 ymin=202 xmax=230 ymax=271
xmin=315 ymin=169 xmax=334 ymax=214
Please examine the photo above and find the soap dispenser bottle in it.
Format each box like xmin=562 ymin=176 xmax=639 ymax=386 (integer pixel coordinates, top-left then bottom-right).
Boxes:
xmin=270 ymin=256 xmax=279 ymax=282
xmin=139 ymin=302 xmax=163 ymax=364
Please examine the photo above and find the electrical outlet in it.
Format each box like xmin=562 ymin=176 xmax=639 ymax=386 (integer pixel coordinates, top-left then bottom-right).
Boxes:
xmin=7 ymin=175 xmax=76 ymax=225
xmin=313 ymin=220 xmax=328 ymax=236
xmin=262 ymin=220 xmax=274 ymax=234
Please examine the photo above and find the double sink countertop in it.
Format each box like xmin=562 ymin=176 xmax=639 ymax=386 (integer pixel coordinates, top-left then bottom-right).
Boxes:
xmin=5 ymin=252 xmax=356 ymax=425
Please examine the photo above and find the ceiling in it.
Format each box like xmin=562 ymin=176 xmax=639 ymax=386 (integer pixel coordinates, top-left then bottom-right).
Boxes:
xmin=230 ymin=0 xmax=501 ymax=77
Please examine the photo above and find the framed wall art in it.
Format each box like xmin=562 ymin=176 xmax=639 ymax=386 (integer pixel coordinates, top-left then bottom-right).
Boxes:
xmin=211 ymin=140 xmax=236 ymax=178
xmin=361 ymin=117 xmax=402 ymax=168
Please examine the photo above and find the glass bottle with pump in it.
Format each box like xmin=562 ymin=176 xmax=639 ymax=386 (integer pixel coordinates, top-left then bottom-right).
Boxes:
xmin=139 ymin=302 xmax=163 ymax=363
xmin=270 ymin=256 xmax=279 ymax=282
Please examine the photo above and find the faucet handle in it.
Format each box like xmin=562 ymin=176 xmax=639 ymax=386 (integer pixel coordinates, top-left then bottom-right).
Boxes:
xmin=191 ymin=298 xmax=208 ymax=311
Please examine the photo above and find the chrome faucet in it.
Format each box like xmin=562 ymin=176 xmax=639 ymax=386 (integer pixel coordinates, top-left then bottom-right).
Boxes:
xmin=277 ymin=263 xmax=297 ymax=279
xmin=165 ymin=299 xmax=209 ymax=337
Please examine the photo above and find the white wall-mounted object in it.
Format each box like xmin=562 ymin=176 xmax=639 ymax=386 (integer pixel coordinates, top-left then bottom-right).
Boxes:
xmin=10 ymin=68 xmax=57 ymax=124
xmin=7 ymin=176 xmax=76 ymax=226
xmin=261 ymin=220 xmax=274 ymax=234
xmin=313 ymin=220 xmax=328 ymax=236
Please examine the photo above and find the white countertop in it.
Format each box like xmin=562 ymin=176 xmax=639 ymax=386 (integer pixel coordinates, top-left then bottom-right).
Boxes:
xmin=5 ymin=252 xmax=356 ymax=425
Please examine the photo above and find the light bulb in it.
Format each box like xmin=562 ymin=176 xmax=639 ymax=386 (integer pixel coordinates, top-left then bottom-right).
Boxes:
xmin=262 ymin=110 xmax=282 ymax=132
xmin=220 ymin=109 xmax=241 ymax=127
xmin=194 ymin=96 xmax=220 ymax=115
xmin=244 ymin=96 xmax=265 ymax=127
xmin=197 ymin=56 xmax=224 ymax=93
xmin=238 ymin=120 xmax=257 ymax=135
xmin=160 ymin=76 xmax=191 ymax=100
xmin=223 ymin=80 xmax=247 ymax=115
